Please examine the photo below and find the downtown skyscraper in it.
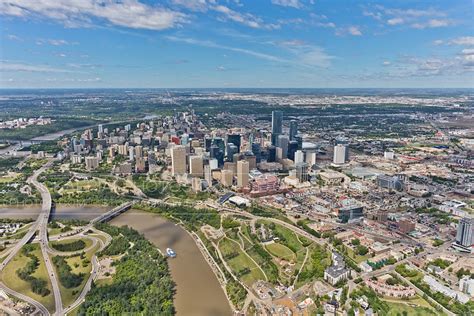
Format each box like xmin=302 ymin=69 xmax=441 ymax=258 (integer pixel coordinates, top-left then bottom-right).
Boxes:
xmin=271 ymin=110 xmax=283 ymax=145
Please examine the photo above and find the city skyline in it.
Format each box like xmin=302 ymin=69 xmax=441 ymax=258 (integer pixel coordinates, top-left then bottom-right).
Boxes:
xmin=1 ymin=0 xmax=474 ymax=89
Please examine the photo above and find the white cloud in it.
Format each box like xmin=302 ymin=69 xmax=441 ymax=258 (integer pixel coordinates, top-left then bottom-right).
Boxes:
xmin=171 ymin=0 xmax=209 ymax=12
xmin=211 ymin=4 xmax=278 ymax=29
xmin=382 ymin=61 xmax=391 ymax=66
xmin=364 ymin=5 xmax=451 ymax=30
xmin=165 ymin=36 xmax=334 ymax=68
xmin=0 ymin=0 xmax=186 ymax=31
xmin=433 ymin=39 xmax=444 ymax=45
xmin=271 ymin=0 xmax=302 ymax=9
xmin=36 ymin=38 xmax=76 ymax=46
xmin=48 ymin=39 xmax=71 ymax=45
xmin=0 ymin=61 xmax=75 ymax=73
xmin=165 ymin=36 xmax=287 ymax=62
xmin=450 ymin=36 xmax=474 ymax=46
xmin=337 ymin=26 xmax=362 ymax=36
xmin=348 ymin=26 xmax=362 ymax=36
xmin=296 ymin=46 xmax=333 ymax=67
xmin=461 ymin=48 xmax=474 ymax=55
xmin=387 ymin=18 xmax=403 ymax=25
xmin=278 ymin=39 xmax=306 ymax=47
xmin=411 ymin=19 xmax=450 ymax=29
xmin=6 ymin=34 xmax=22 ymax=41
xmin=388 ymin=53 xmax=474 ymax=78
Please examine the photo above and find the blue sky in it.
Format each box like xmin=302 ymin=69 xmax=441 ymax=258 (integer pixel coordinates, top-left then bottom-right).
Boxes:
xmin=1 ymin=0 xmax=473 ymax=88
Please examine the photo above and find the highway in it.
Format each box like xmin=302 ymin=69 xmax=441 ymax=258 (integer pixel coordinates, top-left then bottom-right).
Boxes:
xmin=63 ymin=228 xmax=112 ymax=315
xmin=28 ymin=162 xmax=63 ymax=316
xmin=0 ymin=281 xmax=49 ymax=316
xmin=0 ymin=163 xmax=53 ymax=270
xmin=0 ymin=162 xmax=56 ymax=315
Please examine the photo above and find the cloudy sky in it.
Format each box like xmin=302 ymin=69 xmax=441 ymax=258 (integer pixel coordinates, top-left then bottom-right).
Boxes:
xmin=1 ymin=0 xmax=473 ymax=88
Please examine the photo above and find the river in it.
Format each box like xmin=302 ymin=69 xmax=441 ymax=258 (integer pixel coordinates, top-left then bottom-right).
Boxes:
xmin=110 ymin=210 xmax=232 ymax=316
xmin=0 ymin=205 xmax=111 ymax=221
xmin=0 ymin=205 xmax=232 ymax=315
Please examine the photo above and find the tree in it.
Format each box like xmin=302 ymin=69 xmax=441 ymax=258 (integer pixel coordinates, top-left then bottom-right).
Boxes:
xmin=351 ymin=238 xmax=360 ymax=246
xmin=356 ymin=245 xmax=369 ymax=256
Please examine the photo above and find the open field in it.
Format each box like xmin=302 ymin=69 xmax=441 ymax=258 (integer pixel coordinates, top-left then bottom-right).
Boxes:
xmin=49 ymin=237 xmax=93 ymax=252
xmin=385 ymin=301 xmax=437 ymax=316
xmin=51 ymin=242 xmax=99 ymax=308
xmin=219 ymin=237 xmax=265 ymax=286
xmin=60 ymin=179 xmax=103 ymax=194
xmin=265 ymin=243 xmax=296 ymax=261
xmin=1 ymin=243 xmax=55 ymax=313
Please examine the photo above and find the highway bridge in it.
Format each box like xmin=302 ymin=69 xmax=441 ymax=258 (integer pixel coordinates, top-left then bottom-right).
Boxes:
xmin=91 ymin=201 xmax=136 ymax=224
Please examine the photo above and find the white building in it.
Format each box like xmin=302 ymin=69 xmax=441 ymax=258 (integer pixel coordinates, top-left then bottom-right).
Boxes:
xmin=294 ymin=150 xmax=304 ymax=164
xmin=459 ymin=277 xmax=474 ymax=297
xmin=384 ymin=151 xmax=395 ymax=160
xmin=423 ymin=275 xmax=470 ymax=304
xmin=333 ymin=144 xmax=348 ymax=165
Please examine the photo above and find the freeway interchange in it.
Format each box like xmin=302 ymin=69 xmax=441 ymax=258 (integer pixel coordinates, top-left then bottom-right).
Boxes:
xmin=0 ymin=161 xmax=114 ymax=316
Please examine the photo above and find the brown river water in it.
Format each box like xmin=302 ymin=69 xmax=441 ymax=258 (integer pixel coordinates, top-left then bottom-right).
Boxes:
xmin=110 ymin=210 xmax=232 ymax=316
xmin=0 ymin=205 xmax=232 ymax=316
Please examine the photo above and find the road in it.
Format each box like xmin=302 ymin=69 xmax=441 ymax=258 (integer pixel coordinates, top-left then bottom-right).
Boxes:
xmin=0 ymin=162 xmax=56 ymax=315
xmin=0 ymin=281 xmax=49 ymax=316
xmin=28 ymin=162 xmax=63 ymax=316
xmin=63 ymin=228 xmax=112 ymax=315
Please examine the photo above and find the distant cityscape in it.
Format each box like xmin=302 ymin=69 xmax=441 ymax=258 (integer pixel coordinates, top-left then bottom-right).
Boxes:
xmin=0 ymin=88 xmax=472 ymax=315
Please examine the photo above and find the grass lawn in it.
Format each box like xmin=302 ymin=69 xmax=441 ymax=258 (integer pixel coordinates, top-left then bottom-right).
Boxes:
xmin=385 ymin=301 xmax=437 ymax=316
xmin=60 ymin=179 xmax=102 ymax=194
xmin=51 ymin=242 xmax=99 ymax=309
xmin=295 ymin=244 xmax=331 ymax=288
xmin=88 ymin=232 xmax=108 ymax=244
xmin=265 ymin=243 xmax=296 ymax=261
xmin=1 ymin=243 xmax=55 ymax=313
xmin=0 ymin=175 xmax=19 ymax=183
xmin=383 ymin=295 xmax=434 ymax=309
xmin=238 ymin=231 xmax=253 ymax=250
xmin=48 ymin=227 xmax=63 ymax=236
xmin=49 ymin=237 xmax=93 ymax=252
xmin=347 ymin=246 xmax=371 ymax=263
xmin=219 ymin=237 xmax=265 ymax=286
xmin=270 ymin=222 xmax=304 ymax=253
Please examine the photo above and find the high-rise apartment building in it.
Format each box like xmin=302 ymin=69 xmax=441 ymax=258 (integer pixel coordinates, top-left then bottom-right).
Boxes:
xmin=189 ymin=155 xmax=204 ymax=177
xmin=456 ymin=217 xmax=474 ymax=250
xmin=333 ymin=144 xmax=348 ymax=165
xmin=171 ymin=145 xmax=187 ymax=176
xmin=237 ymin=160 xmax=249 ymax=188
xmin=294 ymin=150 xmax=304 ymax=164
xmin=85 ymin=156 xmax=99 ymax=170
xmin=134 ymin=145 xmax=143 ymax=159
xmin=220 ymin=170 xmax=234 ymax=187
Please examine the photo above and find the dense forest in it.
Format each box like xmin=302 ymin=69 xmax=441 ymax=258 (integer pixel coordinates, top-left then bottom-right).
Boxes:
xmin=78 ymin=224 xmax=174 ymax=315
